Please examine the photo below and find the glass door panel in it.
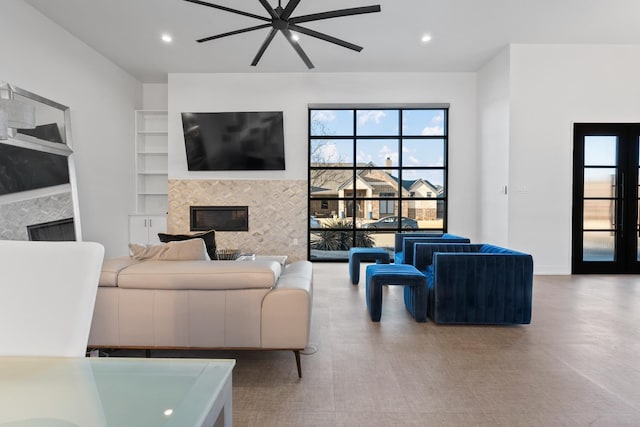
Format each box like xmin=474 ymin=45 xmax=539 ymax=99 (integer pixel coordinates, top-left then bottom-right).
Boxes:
xmin=583 ymin=168 xmax=616 ymax=198
xmin=582 ymin=231 xmax=615 ymax=262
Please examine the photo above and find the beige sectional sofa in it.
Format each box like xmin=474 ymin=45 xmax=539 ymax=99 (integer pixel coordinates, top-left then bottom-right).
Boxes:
xmin=89 ymin=257 xmax=313 ymax=376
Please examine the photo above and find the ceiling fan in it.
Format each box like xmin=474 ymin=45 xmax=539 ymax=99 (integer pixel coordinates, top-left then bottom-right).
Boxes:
xmin=183 ymin=0 xmax=381 ymax=69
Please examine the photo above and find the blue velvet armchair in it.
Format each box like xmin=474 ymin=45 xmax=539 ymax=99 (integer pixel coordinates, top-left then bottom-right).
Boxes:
xmin=394 ymin=233 xmax=470 ymax=264
xmin=412 ymin=243 xmax=533 ymax=324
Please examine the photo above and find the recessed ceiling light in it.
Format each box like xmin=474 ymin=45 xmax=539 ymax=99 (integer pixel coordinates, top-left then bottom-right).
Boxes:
xmin=421 ymin=34 xmax=432 ymax=43
xmin=161 ymin=34 xmax=173 ymax=43
xmin=291 ymin=33 xmax=300 ymax=42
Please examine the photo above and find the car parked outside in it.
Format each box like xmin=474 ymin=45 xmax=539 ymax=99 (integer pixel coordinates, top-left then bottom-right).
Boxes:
xmin=310 ymin=216 xmax=322 ymax=228
xmin=362 ymin=216 xmax=418 ymax=230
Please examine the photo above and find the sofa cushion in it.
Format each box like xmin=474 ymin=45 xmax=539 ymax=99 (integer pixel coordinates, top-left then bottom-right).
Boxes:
xmin=117 ymin=259 xmax=282 ymax=290
xmin=99 ymin=256 xmax=141 ymax=287
xmin=158 ymin=229 xmax=218 ymax=260
xmin=129 ymin=239 xmax=209 ymax=261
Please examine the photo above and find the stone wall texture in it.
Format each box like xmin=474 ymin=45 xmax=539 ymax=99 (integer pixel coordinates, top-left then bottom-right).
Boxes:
xmin=0 ymin=191 xmax=74 ymax=240
xmin=168 ymin=179 xmax=307 ymax=262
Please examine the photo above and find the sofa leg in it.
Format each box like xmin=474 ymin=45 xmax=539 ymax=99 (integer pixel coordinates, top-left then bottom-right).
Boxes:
xmin=294 ymin=350 xmax=302 ymax=378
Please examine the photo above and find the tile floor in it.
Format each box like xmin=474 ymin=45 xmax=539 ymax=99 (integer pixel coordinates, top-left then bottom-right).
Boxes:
xmin=116 ymin=263 xmax=640 ymax=426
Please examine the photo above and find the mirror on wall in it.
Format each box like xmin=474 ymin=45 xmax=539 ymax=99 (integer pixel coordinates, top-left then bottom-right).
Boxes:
xmin=0 ymin=81 xmax=81 ymax=241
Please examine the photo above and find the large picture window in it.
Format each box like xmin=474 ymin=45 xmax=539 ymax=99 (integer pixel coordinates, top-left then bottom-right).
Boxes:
xmin=308 ymin=104 xmax=449 ymax=261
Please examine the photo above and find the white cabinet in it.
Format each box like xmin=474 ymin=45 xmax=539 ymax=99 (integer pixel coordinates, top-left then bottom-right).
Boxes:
xmin=129 ymin=214 xmax=167 ymax=245
xmin=135 ymin=110 xmax=168 ymax=214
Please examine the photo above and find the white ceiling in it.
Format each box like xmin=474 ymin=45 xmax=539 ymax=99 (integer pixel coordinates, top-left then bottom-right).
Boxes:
xmin=24 ymin=0 xmax=640 ymax=82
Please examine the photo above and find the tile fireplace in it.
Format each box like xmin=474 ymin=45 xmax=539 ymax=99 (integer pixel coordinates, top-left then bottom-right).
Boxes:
xmin=169 ymin=179 xmax=307 ymax=262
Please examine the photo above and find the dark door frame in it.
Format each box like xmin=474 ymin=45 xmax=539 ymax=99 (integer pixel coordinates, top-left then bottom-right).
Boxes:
xmin=572 ymin=123 xmax=640 ymax=274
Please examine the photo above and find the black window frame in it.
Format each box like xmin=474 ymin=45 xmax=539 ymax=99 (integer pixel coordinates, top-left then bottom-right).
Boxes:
xmin=308 ymin=104 xmax=449 ymax=262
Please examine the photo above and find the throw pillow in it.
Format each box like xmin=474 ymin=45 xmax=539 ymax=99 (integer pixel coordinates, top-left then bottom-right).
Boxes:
xmin=129 ymin=239 xmax=209 ymax=261
xmin=157 ymin=229 xmax=218 ymax=260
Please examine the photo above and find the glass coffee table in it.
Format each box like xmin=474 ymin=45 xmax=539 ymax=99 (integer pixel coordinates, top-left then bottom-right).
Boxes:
xmin=0 ymin=356 xmax=235 ymax=426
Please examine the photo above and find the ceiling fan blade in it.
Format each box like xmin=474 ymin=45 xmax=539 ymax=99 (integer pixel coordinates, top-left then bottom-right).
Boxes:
xmin=282 ymin=28 xmax=314 ymax=69
xmin=289 ymin=24 xmax=363 ymax=52
xmin=289 ymin=5 xmax=381 ymax=24
xmin=197 ymin=24 xmax=272 ymax=43
xmin=251 ymin=28 xmax=278 ymax=66
xmin=281 ymin=0 xmax=302 ymax=20
xmin=257 ymin=0 xmax=279 ymax=19
xmin=183 ymin=0 xmax=270 ymax=22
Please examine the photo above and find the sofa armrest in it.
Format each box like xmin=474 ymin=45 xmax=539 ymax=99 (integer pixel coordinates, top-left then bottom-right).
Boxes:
xmin=99 ymin=256 xmax=141 ymax=287
xmin=261 ymin=261 xmax=313 ymax=349
xmin=431 ymin=252 xmax=533 ymax=324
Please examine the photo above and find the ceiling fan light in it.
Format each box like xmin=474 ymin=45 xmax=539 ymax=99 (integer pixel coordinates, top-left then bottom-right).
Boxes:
xmin=185 ymin=0 xmax=382 ymax=68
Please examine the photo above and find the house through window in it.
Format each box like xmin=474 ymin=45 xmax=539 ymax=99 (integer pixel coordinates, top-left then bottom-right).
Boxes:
xmin=308 ymin=104 xmax=449 ymax=261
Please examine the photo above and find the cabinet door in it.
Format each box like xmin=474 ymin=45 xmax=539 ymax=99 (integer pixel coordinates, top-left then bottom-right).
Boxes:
xmin=129 ymin=216 xmax=151 ymax=245
xmin=146 ymin=215 xmax=167 ymax=245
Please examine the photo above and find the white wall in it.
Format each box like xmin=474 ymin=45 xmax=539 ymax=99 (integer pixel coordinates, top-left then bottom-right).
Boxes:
xmin=168 ymin=72 xmax=480 ymax=240
xmin=0 ymin=0 xmax=142 ymax=256
xmin=142 ymin=84 xmax=168 ymax=110
xmin=508 ymin=44 xmax=640 ymax=273
xmin=477 ymin=48 xmax=510 ymax=246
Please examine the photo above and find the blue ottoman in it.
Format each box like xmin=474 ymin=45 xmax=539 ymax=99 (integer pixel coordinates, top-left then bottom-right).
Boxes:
xmin=365 ymin=264 xmax=427 ymax=322
xmin=349 ymin=248 xmax=390 ymax=285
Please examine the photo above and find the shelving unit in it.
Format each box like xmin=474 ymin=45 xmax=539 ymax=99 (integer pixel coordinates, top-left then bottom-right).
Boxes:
xmin=135 ymin=110 xmax=168 ymax=214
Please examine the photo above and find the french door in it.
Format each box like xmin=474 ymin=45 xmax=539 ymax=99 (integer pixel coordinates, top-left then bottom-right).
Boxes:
xmin=572 ymin=123 xmax=640 ymax=273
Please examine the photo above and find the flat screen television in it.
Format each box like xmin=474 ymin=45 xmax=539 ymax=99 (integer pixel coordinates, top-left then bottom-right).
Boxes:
xmin=181 ymin=111 xmax=285 ymax=171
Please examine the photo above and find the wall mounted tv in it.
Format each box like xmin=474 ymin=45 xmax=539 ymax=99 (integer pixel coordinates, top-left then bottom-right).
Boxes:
xmin=181 ymin=111 xmax=285 ymax=171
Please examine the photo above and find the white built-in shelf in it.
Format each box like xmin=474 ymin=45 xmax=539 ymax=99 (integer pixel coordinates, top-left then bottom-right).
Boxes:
xmin=138 ymin=171 xmax=168 ymax=175
xmin=137 ymin=149 xmax=168 ymax=155
xmin=137 ymin=130 xmax=168 ymax=135
xmin=135 ymin=110 xmax=168 ymax=214
xmin=139 ymin=191 xmax=168 ymax=195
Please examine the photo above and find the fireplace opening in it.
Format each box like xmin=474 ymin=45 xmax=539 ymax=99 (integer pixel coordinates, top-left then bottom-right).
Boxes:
xmin=27 ymin=218 xmax=76 ymax=241
xmin=190 ymin=206 xmax=248 ymax=232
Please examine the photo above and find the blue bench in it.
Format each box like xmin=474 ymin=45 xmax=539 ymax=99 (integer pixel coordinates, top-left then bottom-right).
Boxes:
xmin=348 ymin=248 xmax=390 ymax=285
xmin=365 ymin=264 xmax=427 ymax=322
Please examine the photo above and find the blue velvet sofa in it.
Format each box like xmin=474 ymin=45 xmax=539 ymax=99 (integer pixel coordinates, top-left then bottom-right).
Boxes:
xmin=412 ymin=243 xmax=533 ymax=324
xmin=394 ymin=233 xmax=470 ymax=264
